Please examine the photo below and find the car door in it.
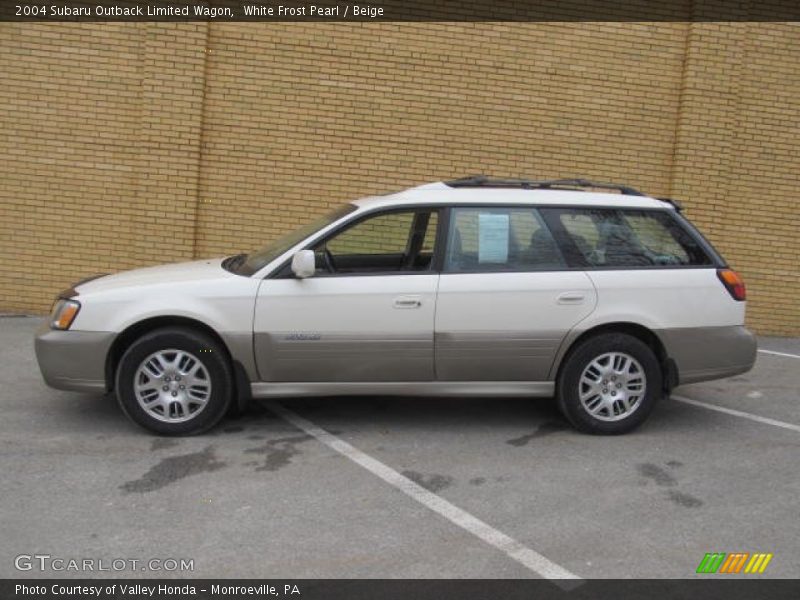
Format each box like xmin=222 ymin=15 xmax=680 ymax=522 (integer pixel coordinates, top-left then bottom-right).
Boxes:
xmin=435 ymin=206 xmax=597 ymax=381
xmin=254 ymin=208 xmax=441 ymax=382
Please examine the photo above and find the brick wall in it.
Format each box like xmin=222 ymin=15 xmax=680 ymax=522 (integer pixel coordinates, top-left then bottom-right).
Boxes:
xmin=1 ymin=15 xmax=798 ymax=335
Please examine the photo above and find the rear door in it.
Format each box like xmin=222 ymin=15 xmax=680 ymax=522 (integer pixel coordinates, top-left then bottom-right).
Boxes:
xmin=435 ymin=206 xmax=597 ymax=381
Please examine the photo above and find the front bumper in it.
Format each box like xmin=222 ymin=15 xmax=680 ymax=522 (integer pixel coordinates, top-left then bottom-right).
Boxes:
xmin=658 ymin=325 xmax=757 ymax=385
xmin=34 ymin=320 xmax=115 ymax=393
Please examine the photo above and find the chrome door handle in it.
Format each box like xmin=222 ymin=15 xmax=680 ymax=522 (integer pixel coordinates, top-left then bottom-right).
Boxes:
xmin=557 ymin=292 xmax=585 ymax=305
xmin=394 ymin=296 xmax=422 ymax=308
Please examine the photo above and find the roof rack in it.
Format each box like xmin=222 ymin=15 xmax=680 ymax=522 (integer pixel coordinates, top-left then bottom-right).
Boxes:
xmin=656 ymin=196 xmax=684 ymax=211
xmin=444 ymin=175 xmax=645 ymax=197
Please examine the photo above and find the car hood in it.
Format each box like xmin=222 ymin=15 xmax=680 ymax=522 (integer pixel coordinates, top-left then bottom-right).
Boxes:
xmin=74 ymin=257 xmax=235 ymax=294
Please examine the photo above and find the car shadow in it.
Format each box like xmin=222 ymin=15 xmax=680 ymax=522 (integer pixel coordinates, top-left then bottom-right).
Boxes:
xmin=249 ymin=394 xmax=566 ymax=434
xmin=43 ymin=389 xmax=706 ymax=439
xmin=242 ymin=393 xmax=722 ymax=439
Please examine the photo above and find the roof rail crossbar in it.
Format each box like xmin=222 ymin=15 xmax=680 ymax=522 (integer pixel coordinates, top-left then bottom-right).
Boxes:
xmin=444 ymin=175 xmax=645 ymax=196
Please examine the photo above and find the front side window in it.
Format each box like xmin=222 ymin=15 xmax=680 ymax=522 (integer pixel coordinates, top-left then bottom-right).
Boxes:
xmin=445 ymin=207 xmax=565 ymax=272
xmin=233 ymin=203 xmax=357 ymax=276
xmin=542 ymin=208 xmax=713 ymax=267
xmin=314 ymin=209 xmax=439 ymax=274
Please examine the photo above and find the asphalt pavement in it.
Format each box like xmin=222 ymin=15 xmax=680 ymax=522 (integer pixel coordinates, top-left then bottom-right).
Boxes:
xmin=1 ymin=316 xmax=798 ymax=580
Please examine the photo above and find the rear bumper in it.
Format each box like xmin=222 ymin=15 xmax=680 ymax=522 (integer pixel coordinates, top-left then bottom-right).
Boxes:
xmin=34 ymin=320 xmax=115 ymax=393
xmin=657 ymin=325 xmax=757 ymax=385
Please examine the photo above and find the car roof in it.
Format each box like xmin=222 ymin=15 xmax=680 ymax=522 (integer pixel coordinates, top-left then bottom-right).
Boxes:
xmin=352 ymin=181 xmax=673 ymax=211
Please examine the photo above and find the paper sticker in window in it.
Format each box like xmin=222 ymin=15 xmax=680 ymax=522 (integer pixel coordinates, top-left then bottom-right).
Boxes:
xmin=478 ymin=213 xmax=509 ymax=263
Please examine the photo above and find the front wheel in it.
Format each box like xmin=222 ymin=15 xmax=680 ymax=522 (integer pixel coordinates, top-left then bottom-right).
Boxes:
xmin=556 ymin=333 xmax=662 ymax=435
xmin=115 ymin=327 xmax=233 ymax=435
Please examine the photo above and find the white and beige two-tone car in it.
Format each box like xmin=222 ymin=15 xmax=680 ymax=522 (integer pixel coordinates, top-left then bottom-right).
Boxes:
xmin=35 ymin=177 xmax=756 ymax=435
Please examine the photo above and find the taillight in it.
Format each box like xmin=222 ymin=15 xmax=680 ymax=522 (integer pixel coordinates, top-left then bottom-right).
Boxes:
xmin=717 ymin=268 xmax=746 ymax=301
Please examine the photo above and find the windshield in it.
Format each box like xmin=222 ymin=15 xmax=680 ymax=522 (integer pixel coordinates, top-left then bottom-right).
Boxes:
xmin=229 ymin=203 xmax=357 ymax=276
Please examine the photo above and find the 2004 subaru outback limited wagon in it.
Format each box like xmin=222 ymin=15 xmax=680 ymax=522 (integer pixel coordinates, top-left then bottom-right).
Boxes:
xmin=35 ymin=177 xmax=756 ymax=435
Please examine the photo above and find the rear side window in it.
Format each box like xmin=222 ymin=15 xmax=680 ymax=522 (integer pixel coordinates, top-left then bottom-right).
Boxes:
xmin=541 ymin=208 xmax=713 ymax=268
xmin=445 ymin=207 xmax=566 ymax=272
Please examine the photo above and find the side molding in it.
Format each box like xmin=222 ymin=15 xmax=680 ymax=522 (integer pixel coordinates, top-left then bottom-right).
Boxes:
xmin=251 ymin=381 xmax=555 ymax=398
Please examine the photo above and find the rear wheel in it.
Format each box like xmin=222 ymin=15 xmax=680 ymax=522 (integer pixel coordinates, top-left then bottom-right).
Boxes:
xmin=116 ymin=327 xmax=232 ymax=435
xmin=556 ymin=333 xmax=662 ymax=434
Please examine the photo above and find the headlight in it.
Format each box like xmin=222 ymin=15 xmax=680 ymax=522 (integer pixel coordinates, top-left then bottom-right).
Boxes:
xmin=50 ymin=299 xmax=81 ymax=330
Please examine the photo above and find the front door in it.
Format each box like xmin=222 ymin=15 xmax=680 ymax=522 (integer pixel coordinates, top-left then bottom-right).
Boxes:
xmin=254 ymin=208 xmax=441 ymax=382
xmin=435 ymin=206 xmax=597 ymax=381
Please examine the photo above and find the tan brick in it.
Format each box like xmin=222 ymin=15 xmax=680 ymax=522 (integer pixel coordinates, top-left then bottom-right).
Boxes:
xmin=0 ymin=16 xmax=797 ymax=335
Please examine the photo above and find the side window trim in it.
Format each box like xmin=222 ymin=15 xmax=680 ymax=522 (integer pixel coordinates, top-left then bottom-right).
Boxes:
xmin=270 ymin=204 xmax=722 ymax=279
xmin=403 ymin=210 xmax=434 ymax=268
xmin=431 ymin=205 xmax=451 ymax=273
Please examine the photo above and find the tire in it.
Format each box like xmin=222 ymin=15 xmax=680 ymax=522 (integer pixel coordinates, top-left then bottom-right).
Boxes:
xmin=556 ymin=333 xmax=662 ymax=435
xmin=115 ymin=327 xmax=233 ymax=435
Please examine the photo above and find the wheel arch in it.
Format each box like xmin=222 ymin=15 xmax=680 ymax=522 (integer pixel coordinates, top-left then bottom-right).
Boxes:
xmin=105 ymin=316 xmax=240 ymax=393
xmin=551 ymin=322 xmax=678 ymax=392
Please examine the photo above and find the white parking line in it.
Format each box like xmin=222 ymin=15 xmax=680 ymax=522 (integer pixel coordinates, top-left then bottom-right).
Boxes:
xmin=672 ymin=395 xmax=800 ymax=434
xmin=265 ymin=400 xmax=583 ymax=588
xmin=758 ymin=348 xmax=800 ymax=360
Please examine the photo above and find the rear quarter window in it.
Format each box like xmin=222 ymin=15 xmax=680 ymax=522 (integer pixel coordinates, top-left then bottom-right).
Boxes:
xmin=541 ymin=208 xmax=713 ymax=268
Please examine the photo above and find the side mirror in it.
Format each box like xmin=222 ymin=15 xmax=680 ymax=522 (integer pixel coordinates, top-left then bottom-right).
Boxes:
xmin=291 ymin=250 xmax=316 ymax=279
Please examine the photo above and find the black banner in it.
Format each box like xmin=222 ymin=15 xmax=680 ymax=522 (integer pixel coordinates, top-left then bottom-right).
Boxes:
xmin=3 ymin=579 xmax=800 ymax=600
xmin=2 ymin=0 xmax=800 ymax=22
